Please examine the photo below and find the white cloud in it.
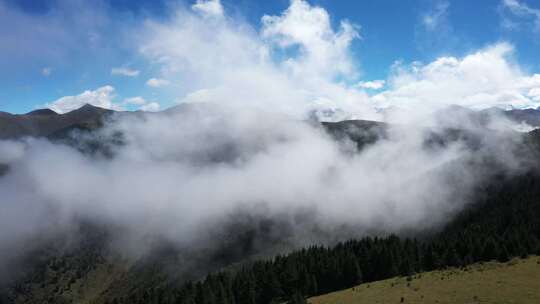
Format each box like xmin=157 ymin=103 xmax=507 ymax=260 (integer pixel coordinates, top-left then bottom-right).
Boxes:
xmin=192 ymin=0 xmax=224 ymax=17
xmin=44 ymin=90 xmax=162 ymax=114
xmin=123 ymin=96 xmax=161 ymax=112
xmin=0 ymin=140 xmax=24 ymax=163
xmin=140 ymin=102 xmax=161 ymax=112
xmin=357 ymin=80 xmax=385 ymax=90
xmin=501 ymin=0 xmax=540 ymax=32
xmin=140 ymin=0 xmax=376 ymax=121
xmin=416 ymin=1 xmax=456 ymax=52
xmin=146 ymin=78 xmax=171 ymax=88
xmin=44 ymin=86 xmax=122 ymax=114
xmin=138 ymin=0 xmax=540 ymax=123
xmin=422 ymin=1 xmax=450 ymax=31
xmin=528 ymin=87 xmax=540 ymax=101
xmin=111 ymin=67 xmax=140 ymax=77
xmin=39 ymin=1 xmax=540 ymax=123
xmin=261 ymin=0 xmax=360 ymax=78
xmin=123 ymin=97 xmax=147 ymax=105
xmin=2 ymin=95 xmax=527 ymax=264
xmin=372 ymin=42 xmax=540 ymax=122
xmin=414 ymin=0 xmax=463 ymax=54
xmin=41 ymin=67 xmax=52 ymax=76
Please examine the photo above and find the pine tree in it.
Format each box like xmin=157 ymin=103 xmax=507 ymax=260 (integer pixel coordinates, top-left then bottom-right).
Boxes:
xmin=287 ymin=292 xmax=307 ymax=304
xmin=482 ymin=239 xmax=499 ymax=261
xmin=497 ymin=245 xmax=510 ymax=263
xmin=444 ymin=247 xmax=461 ymax=267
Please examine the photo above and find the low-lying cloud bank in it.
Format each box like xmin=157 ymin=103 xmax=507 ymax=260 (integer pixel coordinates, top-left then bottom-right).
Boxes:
xmin=0 ymin=104 xmax=532 ymax=269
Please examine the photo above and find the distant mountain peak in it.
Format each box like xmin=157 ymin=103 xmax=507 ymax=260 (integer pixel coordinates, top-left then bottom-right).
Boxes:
xmin=79 ymin=103 xmax=106 ymax=111
xmin=26 ymin=108 xmax=58 ymax=116
xmin=67 ymin=104 xmax=112 ymax=115
xmin=81 ymin=103 xmax=97 ymax=108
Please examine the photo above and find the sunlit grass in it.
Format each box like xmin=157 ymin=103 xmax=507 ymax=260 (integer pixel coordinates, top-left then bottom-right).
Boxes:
xmin=309 ymin=256 xmax=540 ymax=304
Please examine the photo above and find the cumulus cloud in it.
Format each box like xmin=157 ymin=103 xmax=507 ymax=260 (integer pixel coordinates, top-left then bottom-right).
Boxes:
xmin=139 ymin=0 xmax=540 ymax=123
xmin=44 ymin=88 xmax=161 ymax=114
xmin=373 ymin=42 xmax=540 ymax=123
xmin=123 ymin=96 xmax=161 ymax=112
xmin=530 ymin=87 xmax=540 ymax=101
xmin=140 ymin=0 xmax=375 ymax=121
xmin=357 ymin=80 xmax=385 ymax=90
xmin=111 ymin=67 xmax=140 ymax=77
xmin=140 ymin=102 xmax=160 ymax=112
xmin=44 ymin=85 xmax=121 ymax=114
xmin=261 ymin=0 xmax=360 ymax=78
xmin=146 ymin=78 xmax=171 ymax=88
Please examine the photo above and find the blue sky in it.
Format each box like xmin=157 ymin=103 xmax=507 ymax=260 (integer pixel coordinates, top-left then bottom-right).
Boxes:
xmin=1 ymin=0 xmax=540 ymax=115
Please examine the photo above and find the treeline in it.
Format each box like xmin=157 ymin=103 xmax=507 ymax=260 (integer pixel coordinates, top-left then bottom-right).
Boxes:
xmin=108 ymin=172 xmax=540 ymax=304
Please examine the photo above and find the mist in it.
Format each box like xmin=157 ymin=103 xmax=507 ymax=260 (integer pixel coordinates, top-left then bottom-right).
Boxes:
xmin=0 ymin=103 xmax=532 ymax=276
xmin=1 ymin=0 xmax=539 ymax=284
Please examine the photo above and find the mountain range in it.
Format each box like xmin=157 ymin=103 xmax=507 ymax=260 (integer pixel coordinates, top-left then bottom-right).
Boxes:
xmin=2 ymin=104 xmax=540 ymax=140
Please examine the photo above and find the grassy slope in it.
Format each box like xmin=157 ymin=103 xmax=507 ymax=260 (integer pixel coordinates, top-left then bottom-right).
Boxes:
xmin=309 ymin=256 xmax=540 ymax=304
xmin=13 ymin=263 xmax=127 ymax=304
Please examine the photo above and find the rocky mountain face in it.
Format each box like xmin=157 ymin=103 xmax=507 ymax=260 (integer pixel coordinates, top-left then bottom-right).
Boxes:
xmin=0 ymin=104 xmax=112 ymax=139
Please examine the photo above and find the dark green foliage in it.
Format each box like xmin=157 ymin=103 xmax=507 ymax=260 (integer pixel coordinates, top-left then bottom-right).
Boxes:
xmin=287 ymin=292 xmax=307 ymax=304
xmin=497 ymin=245 xmax=510 ymax=263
